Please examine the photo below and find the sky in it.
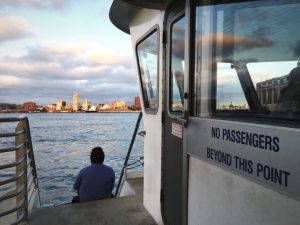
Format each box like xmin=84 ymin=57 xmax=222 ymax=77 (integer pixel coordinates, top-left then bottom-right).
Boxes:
xmin=0 ymin=0 xmax=137 ymax=105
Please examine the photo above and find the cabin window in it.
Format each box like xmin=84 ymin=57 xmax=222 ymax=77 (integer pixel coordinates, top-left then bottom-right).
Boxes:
xmin=136 ymin=29 xmax=159 ymax=113
xmin=170 ymin=16 xmax=185 ymax=113
xmin=194 ymin=0 xmax=300 ymax=121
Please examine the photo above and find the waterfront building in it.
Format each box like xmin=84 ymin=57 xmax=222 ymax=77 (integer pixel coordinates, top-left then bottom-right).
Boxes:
xmin=49 ymin=104 xmax=57 ymax=110
xmin=99 ymin=104 xmax=110 ymax=111
xmin=65 ymin=105 xmax=73 ymax=112
xmin=56 ymin=100 xmax=66 ymax=110
xmin=256 ymin=75 xmax=289 ymax=110
xmin=73 ymin=93 xmax=80 ymax=111
xmin=109 ymin=100 xmax=127 ymax=110
xmin=134 ymin=96 xmax=141 ymax=110
xmin=82 ymin=99 xmax=91 ymax=111
xmin=0 ymin=103 xmax=18 ymax=112
xmin=22 ymin=102 xmax=38 ymax=112
xmin=89 ymin=105 xmax=98 ymax=111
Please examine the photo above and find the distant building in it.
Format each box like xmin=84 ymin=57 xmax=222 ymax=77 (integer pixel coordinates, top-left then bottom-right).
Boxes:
xmin=22 ymin=102 xmax=38 ymax=112
xmin=109 ymin=100 xmax=127 ymax=110
xmin=99 ymin=104 xmax=110 ymax=111
xmin=49 ymin=103 xmax=57 ymax=110
xmin=89 ymin=105 xmax=98 ymax=111
xmin=73 ymin=93 xmax=80 ymax=111
xmin=82 ymin=98 xmax=91 ymax=111
xmin=134 ymin=96 xmax=141 ymax=110
xmin=65 ymin=105 xmax=73 ymax=111
xmin=0 ymin=103 xmax=18 ymax=112
xmin=256 ymin=75 xmax=288 ymax=110
xmin=56 ymin=99 xmax=66 ymax=110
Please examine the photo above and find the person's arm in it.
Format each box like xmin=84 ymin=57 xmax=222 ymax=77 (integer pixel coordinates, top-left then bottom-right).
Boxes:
xmin=73 ymin=171 xmax=82 ymax=196
xmin=111 ymin=170 xmax=116 ymax=197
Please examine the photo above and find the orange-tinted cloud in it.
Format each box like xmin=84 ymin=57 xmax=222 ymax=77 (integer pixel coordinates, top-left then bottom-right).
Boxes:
xmin=0 ymin=15 xmax=33 ymax=42
xmin=0 ymin=43 xmax=137 ymax=104
xmin=0 ymin=0 xmax=71 ymax=10
xmin=88 ymin=51 xmax=121 ymax=65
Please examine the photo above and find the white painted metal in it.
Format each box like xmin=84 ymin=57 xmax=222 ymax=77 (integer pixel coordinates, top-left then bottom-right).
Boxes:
xmin=188 ymin=156 xmax=300 ymax=225
xmin=128 ymin=8 xmax=164 ymax=225
xmin=111 ymin=1 xmax=300 ymax=225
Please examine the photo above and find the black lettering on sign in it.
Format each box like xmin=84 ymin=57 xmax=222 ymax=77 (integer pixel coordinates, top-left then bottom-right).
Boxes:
xmin=234 ymin=156 xmax=253 ymax=175
xmin=212 ymin=127 xmax=220 ymax=139
xmin=219 ymin=128 xmax=280 ymax=152
xmin=207 ymin=148 xmax=232 ymax=166
xmin=256 ymin=163 xmax=290 ymax=187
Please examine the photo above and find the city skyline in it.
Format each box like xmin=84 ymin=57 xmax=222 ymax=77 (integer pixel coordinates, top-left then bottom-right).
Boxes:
xmin=0 ymin=95 xmax=141 ymax=113
xmin=0 ymin=1 xmax=138 ymax=105
xmin=0 ymin=93 xmax=138 ymax=107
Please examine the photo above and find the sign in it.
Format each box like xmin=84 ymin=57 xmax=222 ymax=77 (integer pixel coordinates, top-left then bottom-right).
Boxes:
xmin=187 ymin=117 xmax=300 ymax=199
xmin=172 ymin=122 xmax=182 ymax=139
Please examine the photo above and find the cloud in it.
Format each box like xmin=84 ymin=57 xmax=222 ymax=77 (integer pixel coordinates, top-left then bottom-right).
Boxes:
xmin=137 ymin=33 xmax=158 ymax=56
xmin=197 ymin=33 xmax=274 ymax=58
xmin=0 ymin=44 xmax=139 ymax=104
xmin=172 ymin=24 xmax=185 ymax=59
xmin=89 ymin=51 xmax=122 ymax=65
xmin=0 ymin=75 xmax=31 ymax=88
xmin=0 ymin=0 xmax=72 ymax=10
xmin=0 ymin=15 xmax=33 ymax=42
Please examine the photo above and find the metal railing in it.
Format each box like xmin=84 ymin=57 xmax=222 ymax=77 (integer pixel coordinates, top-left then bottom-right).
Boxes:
xmin=0 ymin=116 xmax=41 ymax=225
xmin=115 ymin=112 xmax=143 ymax=197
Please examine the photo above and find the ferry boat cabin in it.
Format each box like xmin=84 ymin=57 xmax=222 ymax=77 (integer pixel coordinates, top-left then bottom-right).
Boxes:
xmin=110 ymin=0 xmax=300 ymax=225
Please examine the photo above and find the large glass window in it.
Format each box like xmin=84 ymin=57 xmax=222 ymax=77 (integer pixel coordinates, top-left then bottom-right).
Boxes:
xmin=170 ymin=16 xmax=185 ymax=113
xmin=195 ymin=0 xmax=300 ymax=120
xmin=136 ymin=29 xmax=159 ymax=113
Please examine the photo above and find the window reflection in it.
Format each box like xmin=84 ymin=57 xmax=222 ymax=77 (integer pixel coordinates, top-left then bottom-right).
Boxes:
xmin=137 ymin=30 xmax=159 ymax=112
xmin=195 ymin=0 xmax=300 ymax=120
xmin=170 ymin=16 xmax=185 ymax=113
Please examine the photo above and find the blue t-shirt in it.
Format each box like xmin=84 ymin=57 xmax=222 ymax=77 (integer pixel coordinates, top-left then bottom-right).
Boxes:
xmin=73 ymin=164 xmax=115 ymax=202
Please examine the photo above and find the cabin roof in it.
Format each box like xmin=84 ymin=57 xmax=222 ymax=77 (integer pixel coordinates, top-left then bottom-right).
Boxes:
xmin=109 ymin=0 xmax=170 ymax=34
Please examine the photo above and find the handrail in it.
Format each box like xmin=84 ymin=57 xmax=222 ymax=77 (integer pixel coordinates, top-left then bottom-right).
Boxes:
xmin=24 ymin=117 xmax=41 ymax=201
xmin=0 ymin=156 xmax=26 ymax=170
xmin=0 ymin=198 xmax=27 ymax=218
xmin=0 ymin=142 xmax=26 ymax=153
xmin=0 ymin=170 xmax=26 ymax=186
xmin=0 ymin=116 xmax=41 ymax=225
xmin=115 ymin=112 xmax=143 ymax=196
xmin=0 ymin=184 xmax=26 ymax=202
xmin=0 ymin=116 xmax=28 ymax=123
xmin=0 ymin=129 xmax=25 ymax=138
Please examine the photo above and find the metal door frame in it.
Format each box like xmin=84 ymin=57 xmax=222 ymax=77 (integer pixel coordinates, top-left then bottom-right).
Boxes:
xmin=161 ymin=1 xmax=192 ymax=224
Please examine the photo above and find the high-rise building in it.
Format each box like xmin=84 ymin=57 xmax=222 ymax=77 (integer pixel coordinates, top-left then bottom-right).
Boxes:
xmin=56 ymin=99 xmax=66 ymax=110
xmin=73 ymin=93 xmax=80 ymax=111
xmin=134 ymin=96 xmax=141 ymax=109
xmin=82 ymin=98 xmax=91 ymax=111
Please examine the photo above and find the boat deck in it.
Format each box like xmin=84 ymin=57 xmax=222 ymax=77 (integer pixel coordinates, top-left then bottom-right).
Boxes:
xmin=29 ymin=177 xmax=156 ymax=225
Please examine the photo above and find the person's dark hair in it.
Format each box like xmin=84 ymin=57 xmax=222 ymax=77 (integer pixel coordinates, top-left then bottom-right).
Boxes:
xmin=90 ymin=147 xmax=105 ymax=164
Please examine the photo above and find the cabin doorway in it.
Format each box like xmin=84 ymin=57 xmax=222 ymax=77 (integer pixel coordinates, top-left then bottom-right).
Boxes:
xmin=162 ymin=4 xmax=187 ymax=225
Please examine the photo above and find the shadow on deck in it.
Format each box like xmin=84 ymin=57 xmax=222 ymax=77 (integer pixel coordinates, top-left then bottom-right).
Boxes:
xmin=29 ymin=177 xmax=156 ymax=225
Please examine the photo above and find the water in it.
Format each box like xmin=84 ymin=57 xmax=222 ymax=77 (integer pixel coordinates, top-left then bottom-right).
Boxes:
xmin=0 ymin=113 xmax=144 ymax=207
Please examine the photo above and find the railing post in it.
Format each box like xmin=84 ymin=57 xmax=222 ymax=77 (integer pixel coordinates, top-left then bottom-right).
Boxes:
xmin=15 ymin=120 xmax=28 ymax=223
xmin=115 ymin=112 xmax=143 ymax=196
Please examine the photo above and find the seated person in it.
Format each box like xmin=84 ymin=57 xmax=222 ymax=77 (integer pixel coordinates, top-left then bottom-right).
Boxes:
xmin=73 ymin=147 xmax=115 ymax=203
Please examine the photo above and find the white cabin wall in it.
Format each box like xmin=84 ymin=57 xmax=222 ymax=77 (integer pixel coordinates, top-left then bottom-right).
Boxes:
xmin=188 ymin=156 xmax=300 ymax=225
xmin=128 ymin=8 xmax=164 ymax=225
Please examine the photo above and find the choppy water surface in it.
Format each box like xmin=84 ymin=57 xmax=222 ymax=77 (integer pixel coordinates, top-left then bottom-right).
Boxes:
xmin=0 ymin=113 xmax=143 ymax=207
